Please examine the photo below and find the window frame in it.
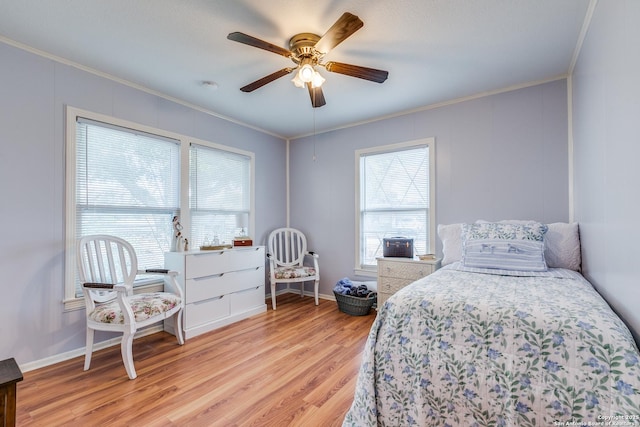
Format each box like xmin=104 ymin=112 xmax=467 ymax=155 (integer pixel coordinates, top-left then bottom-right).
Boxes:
xmin=64 ymin=106 xmax=254 ymax=310
xmin=354 ymin=138 xmax=436 ymax=276
xmin=188 ymin=138 xmax=255 ymax=248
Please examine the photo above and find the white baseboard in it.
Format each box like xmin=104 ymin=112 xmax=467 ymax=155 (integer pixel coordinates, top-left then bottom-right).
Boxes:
xmin=269 ymin=287 xmax=335 ymax=301
xmin=19 ymin=325 xmax=164 ymax=373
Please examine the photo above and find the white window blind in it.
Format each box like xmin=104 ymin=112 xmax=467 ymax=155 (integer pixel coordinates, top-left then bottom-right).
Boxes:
xmin=189 ymin=143 xmax=251 ymax=246
xmin=74 ymin=118 xmax=180 ymax=293
xmin=358 ymin=143 xmax=433 ymax=268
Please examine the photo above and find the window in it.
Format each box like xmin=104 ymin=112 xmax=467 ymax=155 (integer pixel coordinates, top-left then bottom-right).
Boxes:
xmin=355 ymin=138 xmax=435 ymax=273
xmin=189 ymin=142 xmax=252 ymax=246
xmin=65 ymin=107 xmax=254 ymax=309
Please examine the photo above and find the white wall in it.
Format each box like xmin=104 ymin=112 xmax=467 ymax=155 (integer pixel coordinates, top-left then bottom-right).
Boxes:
xmin=571 ymin=0 xmax=640 ymax=343
xmin=289 ymin=80 xmax=570 ymax=299
xmin=0 ymin=41 xmax=287 ymax=366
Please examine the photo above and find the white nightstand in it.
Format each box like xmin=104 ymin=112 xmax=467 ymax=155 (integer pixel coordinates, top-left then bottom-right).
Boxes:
xmin=377 ymin=257 xmax=441 ymax=307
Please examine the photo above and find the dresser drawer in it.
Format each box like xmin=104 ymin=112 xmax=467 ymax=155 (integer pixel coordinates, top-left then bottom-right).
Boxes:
xmin=230 ymin=285 xmax=265 ymax=313
xmin=378 ymin=260 xmax=435 ymax=280
xmin=185 ymin=266 xmax=264 ymax=304
xmin=184 ymin=247 xmax=264 ymax=278
xmin=185 ymin=297 xmax=230 ymax=329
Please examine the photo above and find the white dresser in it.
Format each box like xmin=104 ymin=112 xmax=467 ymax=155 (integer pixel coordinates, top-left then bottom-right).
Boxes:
xmin=164 ymin=246 xmax=266 ymax=339
xmin=377 ymin=257 xmax=441 ymax=307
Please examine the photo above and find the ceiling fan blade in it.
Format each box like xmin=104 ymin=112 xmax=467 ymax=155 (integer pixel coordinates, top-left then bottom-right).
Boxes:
xmin=227 ymin=32 xmax=292 ymax=58
xmin=314 ymin=12 xmax=364 ymax=54
xmin=240 ymin=68 xmax=295 ymax=92
xmin=324 ymin=61 xmax=389 ymax=83
xmin=306 ymin=82 xmax=326 ymax=108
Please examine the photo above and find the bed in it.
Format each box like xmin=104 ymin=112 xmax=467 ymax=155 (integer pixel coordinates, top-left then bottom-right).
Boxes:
xmin=344 ymin=222 xmax=640 ymax=426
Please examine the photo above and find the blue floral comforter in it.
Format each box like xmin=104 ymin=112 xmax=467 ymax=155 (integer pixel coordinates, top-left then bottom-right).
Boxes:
xmin=344 ymin=265 xmax=640 ymax=426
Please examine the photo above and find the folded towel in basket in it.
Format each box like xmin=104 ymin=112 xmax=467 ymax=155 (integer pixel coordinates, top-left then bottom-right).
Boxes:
xmin=334 ymin=277 xmax=354 ymax=295
xmin=334 ymin=278 xmax=377 ymax=297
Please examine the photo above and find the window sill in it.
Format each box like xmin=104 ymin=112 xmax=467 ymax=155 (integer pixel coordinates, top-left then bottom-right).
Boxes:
xmin=353 ymin=268 xmax=377 ymax=278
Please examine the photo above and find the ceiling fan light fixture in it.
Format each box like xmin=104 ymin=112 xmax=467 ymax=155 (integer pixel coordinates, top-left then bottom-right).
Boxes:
xmin=298 ymin=63 xmax=315 ymax=83
xmin=311 ymin=70 xmax=325 ymax=88
xmin=291 ymin=72 xmax=305 ymax=88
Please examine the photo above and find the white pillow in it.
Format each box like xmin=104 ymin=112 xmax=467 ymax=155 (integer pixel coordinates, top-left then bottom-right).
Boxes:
xmin=544 ymin=222 xmax=581 ymax=271
xmin=437 ymin=223 xmax=462 ymax=266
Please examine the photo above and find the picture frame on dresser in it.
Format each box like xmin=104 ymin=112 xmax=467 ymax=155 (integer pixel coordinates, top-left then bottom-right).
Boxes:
xmin=164 ymin=246 xmax=267 ymax=339
xmin=376 ymin=257 xmax=441 ymax=307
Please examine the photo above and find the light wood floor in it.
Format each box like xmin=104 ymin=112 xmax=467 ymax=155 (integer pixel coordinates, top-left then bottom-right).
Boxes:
xmin=16 ymin=293 xmax=376 ymax=426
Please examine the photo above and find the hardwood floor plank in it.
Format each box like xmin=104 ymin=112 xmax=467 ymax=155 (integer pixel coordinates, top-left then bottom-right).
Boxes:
xmin=207 ymin=343 xmax=342 ymax=426
xmin=16 ymin=294 xmax=376 ymax=426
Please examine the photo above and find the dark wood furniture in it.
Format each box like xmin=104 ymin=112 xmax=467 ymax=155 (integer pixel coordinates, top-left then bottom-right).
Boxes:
xmin=0 ymin=358 xmax=23 ymax=427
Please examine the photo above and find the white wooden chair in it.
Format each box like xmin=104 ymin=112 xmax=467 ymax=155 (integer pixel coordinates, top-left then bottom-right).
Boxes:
xmin=267 ymin=228 xmax=320 ymax=310
xmin=77 ymin=235 xmax=184 ymax=379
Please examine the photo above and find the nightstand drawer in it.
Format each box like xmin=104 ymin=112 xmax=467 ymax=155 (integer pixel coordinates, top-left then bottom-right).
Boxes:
xmin=379 ymin=276 xmax=413 ymax=294
xmin=378 ymin=260 xmax=435 ymax=280
xmin=377 ymin=291 xmax=392 ymax=306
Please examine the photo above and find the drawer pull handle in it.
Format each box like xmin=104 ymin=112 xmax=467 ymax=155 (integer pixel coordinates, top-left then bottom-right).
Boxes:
xmin=192 ymin=295 xmax=223 ymax=305
xmin=194 ymin=251 xmax=225 ymax=256
xmin=234 ymin=286 xmax=260 ymax=295
xmin=193 ymin=273 xmax=224 ymax=281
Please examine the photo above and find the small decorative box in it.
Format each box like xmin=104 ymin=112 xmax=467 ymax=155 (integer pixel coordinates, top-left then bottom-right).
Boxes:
xmin=233 ymin=238 xmax=253 ymax=247
xmin=382 ymin=237 xmax=414 ymax=258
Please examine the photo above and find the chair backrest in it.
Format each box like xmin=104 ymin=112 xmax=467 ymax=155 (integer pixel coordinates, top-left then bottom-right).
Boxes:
xmin=268 ymin=228 xmax=308 ymax=268
xmin=77 ymin=235 xmax=138 ymax=300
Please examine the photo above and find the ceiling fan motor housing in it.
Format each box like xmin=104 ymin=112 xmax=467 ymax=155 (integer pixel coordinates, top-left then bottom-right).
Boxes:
xmin=289 ymin=33 xmax=322 ymax=64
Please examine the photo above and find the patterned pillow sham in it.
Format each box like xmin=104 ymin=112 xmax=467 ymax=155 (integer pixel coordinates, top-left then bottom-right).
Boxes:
xmin=463 ymin=221 xmax=548 ymax=241
xmin=461 ymin=222 xmax=548 ymax=271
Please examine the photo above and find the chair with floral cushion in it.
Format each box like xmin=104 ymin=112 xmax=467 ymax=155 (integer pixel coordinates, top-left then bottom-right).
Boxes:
xmin=267 ymin=227 xmax=319 ymax=310
xmin=76 ymin=235 xmax=184 ymax=379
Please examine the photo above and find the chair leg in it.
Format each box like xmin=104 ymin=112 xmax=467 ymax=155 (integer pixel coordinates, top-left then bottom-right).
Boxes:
xmin=121 ymin=331 xmax=137 ymax=380
xmin=271 ymin=281 xmax=277 ymax=310
xmin=174 ymin=310 xmax=185 ymax=345
xmin=314 ymin=279 xmax=319 ymax=305
xmin=84 ymin=328 xmax=95 ymax=371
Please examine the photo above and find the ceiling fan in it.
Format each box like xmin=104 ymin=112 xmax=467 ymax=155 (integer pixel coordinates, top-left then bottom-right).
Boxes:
xmin=227 ymin=12 xmax=389 ymax=108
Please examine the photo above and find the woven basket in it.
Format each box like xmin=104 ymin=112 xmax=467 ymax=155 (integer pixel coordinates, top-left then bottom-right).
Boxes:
xmin=334 ymin=291 xmax=376 ymax=316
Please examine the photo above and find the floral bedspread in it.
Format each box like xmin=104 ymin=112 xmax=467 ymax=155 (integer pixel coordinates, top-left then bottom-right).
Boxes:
xmin=344 ymin=266 xmax=640 ymax=426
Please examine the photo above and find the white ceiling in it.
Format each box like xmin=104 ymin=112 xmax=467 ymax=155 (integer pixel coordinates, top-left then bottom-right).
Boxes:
xmin=0 ymin=0 xmax=590 ymax=138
